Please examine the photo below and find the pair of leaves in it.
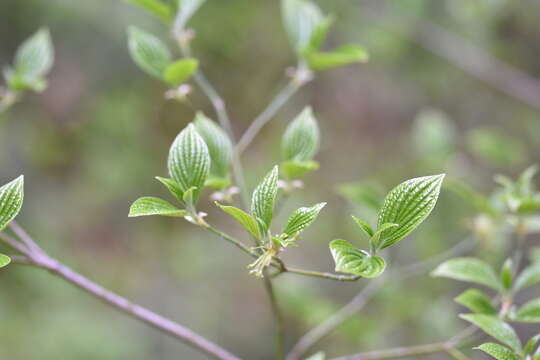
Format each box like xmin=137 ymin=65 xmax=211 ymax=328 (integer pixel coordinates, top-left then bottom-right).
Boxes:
xmin=128 ymin=26 xmax=198 ymax=86
xmin=0 ymin=176 xmax=25 ymax=269
xmin=5 ymin=28 xmax=54 ymax=92
xmin=329 ymin=239 xmax=385 ymax=278
xmin=281 ymin=107 xmax=320 ymax=179
xmin=281 ymin=0 xmax=368 ymax=71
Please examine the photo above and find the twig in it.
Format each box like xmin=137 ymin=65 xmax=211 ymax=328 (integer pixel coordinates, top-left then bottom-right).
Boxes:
xmin=283 ymin=267 xmax=361 ymax=281
xmin=264 ymin=271 xmax=286 ymax=360
xmin=331 ymin=342 xmax=449 ymax=360
xmin=287 ymin=237 xmax=475 ymax=360
xmin=0 ymin=232 xmax=29 ymax=254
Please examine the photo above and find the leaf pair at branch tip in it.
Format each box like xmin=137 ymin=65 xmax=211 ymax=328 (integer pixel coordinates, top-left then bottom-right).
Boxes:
xmin=251 ymin=166 xmax=279 ymax=234
xmin=329 ymin=239 xmax=385 ymax=278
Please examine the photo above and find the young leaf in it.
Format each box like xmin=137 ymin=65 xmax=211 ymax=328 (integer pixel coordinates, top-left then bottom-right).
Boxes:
xmin=251 ymin=166 xmax=279 ymax=231
xmin=281 ymin=160 xmax=319 ymax=179
xmin=0 ymin=254 xmax=11 ymax=268
xmin=281 ymin=0 xmax=324 ymax=52
xmin=194 ymin=112 xmax=232 ymax=180
xmin=377 ymin=174 xmax=445 ymax=249
xmin=329 ymin=239 xmax=386 ymax=278
xmin=370 ymin=223 xmax=399 ymax=250
xmin=515 ymin=262 xmax=540 ymax=291
xmin=351 ymin=216 xmax=374 ymax=238
xmin=167 ymin=123 xmax=211 ymax=203
xmin=215 ymin=202 xmax=261 ymax=240
xmin=155 ymin=176 xmax=183 ymax=201
xmin=163 ymin=58 xmax=198 ymax=86
xmin=524 ymin=335 xmax=540 ymax=356
xmin=455 ymin=289 xmax=497 ymax=315
xmin=175 ymin=0 xmax=206 ymax=31
xmin=282 ymin=107 xmax=320 ymax=163
xmin=513 ymin=298 xmax=540 ymax=323
xmin=475 ymin=343 xmax=520 ymax=360
xmin=461 ymin=314 xmax=522 ymax=353
xmin=125 ymin=0 xmax=173 ymax=23
xmin=128 ymin=26 xmax=171 ymax=80
xmin=283 ymin=202 xmax=326 ymax=238
xmin=129 ymin=197 xmax=187 ymax=217
xmin=500 ymin=258 xmax=513 ymax=291
xmin=432 ymin=257 xmax=502 ymax=291
xmin=0 ymin=175 xmax=24 ymax=232
xmin=304 ymin=352 xmax=325 ymax=360
xmin=305 ymin=44 xmax=369 ymax=72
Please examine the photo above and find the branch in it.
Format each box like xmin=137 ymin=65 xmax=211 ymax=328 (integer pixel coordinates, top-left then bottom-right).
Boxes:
xmin=263 ymin=270 xmax=286 ymax=360
xmin=1 ymin=227 xmax=241 ymax=360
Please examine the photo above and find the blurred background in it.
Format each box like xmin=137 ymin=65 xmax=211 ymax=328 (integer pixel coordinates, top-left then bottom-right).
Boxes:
xmin=1 ymin=0 xmax=540 ymax=359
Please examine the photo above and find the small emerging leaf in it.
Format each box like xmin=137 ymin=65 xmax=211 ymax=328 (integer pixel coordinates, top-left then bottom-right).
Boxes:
xmin=128 ymin=26 xmax=171 ymax=80
xmin=125 ymin=0 xmax=172 ymax=23
xmin=129 ymin=197 xmax=187 ymax=217
xmin=163 ymin=58 xmax=198 ymax=86
xmin=0 ymin=175 xmax=24 ymax=232
xmin=351 ymin=216 xmax=374 ymax=238
xmin=283 ymin=202 xmax=326 ymax=238
xmin=500 ymin=258 xmax=513 ymax=291
xmin=475 ymin=343 xmax=520 ymax=360
xmin=461 ymin=314 xmax=522 ymax=353
xmin=167 ymin=123 xmax=211 ymax=203
xmin=329 ymin=239 xmax=386 ymax=278
xmin=251 ymin=166 xmax=279 ymax=232
xmin=370 ymin=223 xmax=399 ymax=250
xmin=0 ymin=254 xmax=11 ymax=268
xmin=282 ymin=107 xmax=320 ymax=163
xmin=455 ymin=289 xmax=497 ymax=315
xmin=377 ymin=174 xmax=445 ymax=249
xmin=515 ymin=262 xmax=540 ymax=291
xmin=216 ymin=202 xmax=261 ymax=240
xmin=281 ymin=160 xmax=319 ymax=179
xmin=305 ymin=44 xmax=369 ymax=72
xmin=155 ymin=176 xmax=183 ymax=201
xmin=432 ymin=257 xmax=502 ymax=291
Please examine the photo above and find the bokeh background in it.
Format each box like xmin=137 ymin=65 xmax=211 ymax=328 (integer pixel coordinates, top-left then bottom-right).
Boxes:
xmin=1 ymin=0 xmax=540 ymax=359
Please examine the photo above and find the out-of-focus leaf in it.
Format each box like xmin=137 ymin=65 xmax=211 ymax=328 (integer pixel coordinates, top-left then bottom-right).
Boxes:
xmin=475 ymin=343 xmax=520 ymax=360
xmin=304 ymin=352 xmax=325 ymax=360
xmin=515 ymin=262 xmax=540 ymax=291
xmin=251 ymin=166 xmax=279 ymax=232
xmin=0 ymin=175 xmax=24 ymax=232
xmin=163 ymin=58 xmax=198 ymax=86
xmin=128 ymin=26 xmax=171 ymax=80
xmin=129 ymin=197 xmax=187 ymax=217
xmin=125 ymin=0 xmax=172 ymax=23
xmin=467 ymin=127 xmax=526 ymax=167
xmin=283 ymin=202 xmax=326 ymax=238
xmin=281 ymin=160 xmax=319 ymax=179
xmin=524 ymin=334 xmax=540 ymax=356
xmin=305 ymin=44 xmax=368 ymax=71
xmin=411 ymin=108 xmax=457 ymax=164
xmin=0 ymin=254 xmax=10 ymax=268
xmin=337 ymin=182 xmax=385 ymax=212
xmin=500 ymin=258 xmax=513 ymax=290
xmin=461 ymin=314 xmax=521 ymax=353
xmin=194 ymin=112 xmax=232 ymax=180
xmin=215 ymin=202 xmax=261 ymax=240
xmin=281 ymin=0 xmax=324 ymax=52
xmin=432 ymin=257 xmax=502 ymax=290
xmin=455 ymin=288 xmax=497 ymax=315
xmin=444 ymin=178 xmax=496 ymax=215
xmin=377 ymin=174 xmax=445 ymax=249
xmin=175 ymin=0 xmax=206 ymax=30
xmin=282 ymin=107 xmax=320 ymax=163
xmin=167 ymin=123 xmax=210 ymax=203
xmin=329 ymin=239 xmax=385 ymax=278
xmin=513 ymin=298 xmax=540 ymax=323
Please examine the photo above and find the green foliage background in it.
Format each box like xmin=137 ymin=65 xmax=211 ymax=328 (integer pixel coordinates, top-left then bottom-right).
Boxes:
xmin=1 ymin=0 xmax=540 ymax=359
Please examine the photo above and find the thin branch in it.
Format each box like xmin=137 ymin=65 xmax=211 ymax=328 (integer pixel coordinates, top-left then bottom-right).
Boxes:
xmin=0 ymin=232 xmax=29 ymax=254
xmin=283 ymin=267 xmax=360 ymax=281
xmin=287 ymin=237 xmax=475 ymax=360
xmin=9 ymin=221 xmax=43 ymax=253
xmin=330 ymin=342 xmax=449 ymax=360
xmin=263 ymin=271 xmax=286 ymax=360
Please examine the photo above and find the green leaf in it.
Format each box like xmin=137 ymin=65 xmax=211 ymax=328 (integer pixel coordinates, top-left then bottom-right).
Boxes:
xmin=128 ymin=26 xmax=171 ymax=80
xmin=0 ymin=254 xmax=11 ymax=268
xmin=329 ymin=239 xmax=386 ymax=278
xmin=283 ymin=202 xmax=326 ymax=238
xmin=155 ymin=176 xmax=183 ymax=201
xmin=194 ymin=112 xmax=232 ymax=179
xmin=163 ymin=58 xmax=198 ymax=86
xmin=305 ymin=16 xmax=334 ymax=53
xmin=370 ymin=223 xmax=399 ymax=250
xmin=351 ymin=216 xmax=374 ymax=238
xmin=282 ymin=107 xmax=320 ymax=163
xmin=336 ymin=182 xmax=385 ymax=212
xmin=175 ymin=0 xmax=206 ymax=30
xmin=513 ymin=298 xmax=540 ymax=323
xmin=455 ymin=289 xmax=497 ymax=315
xmin=304 ymin=352 xmax=325 ymax=360
xmin=515 ymin=262 xmax=540 ymax=291
xmin=500 ymin=258 xmax=513 ymax=291
xmin=129 ymin=197 xmax=187 ymax=217
xmin=461 ymin=314 xmax=522 ymax=353
xmin=377 ymin=174 xmax=445 ymax=249
xmin=281 ymin=0 xmax=324 ymax=52
xmin=125 ymin=0 xmax=172 ymax=23
xmin=305 ymin=44 xmax=369 ymax=71
xmin=9 ymin=28 xmax=53 ymax=91
xmin=251 ymin=166 xmax=279 ymax=232
xmin=524 ymin=334 xmax=540 ymax=356
xmin=281 ymin=160 xmax=319 ymax=179
xmin=167 ymin=123 xmax=211 ymax=203
xmin=0 ymin=175 xmax=24 ymax=232
xmin=432 ymin=257 xmax=502 ymax=291
xmin=475 ymin=343 xmax=520 ymax=360
xmin=215 ymin=202 xmax=261 ymax=240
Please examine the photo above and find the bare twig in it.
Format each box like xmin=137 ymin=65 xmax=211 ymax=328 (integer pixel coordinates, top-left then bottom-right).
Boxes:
xmin=264 ymin=271 xmax=286 ymax=360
